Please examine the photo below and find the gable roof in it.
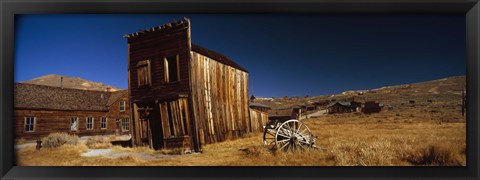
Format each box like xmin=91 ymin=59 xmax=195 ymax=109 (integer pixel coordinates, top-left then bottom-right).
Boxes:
xmin=15 ymin=83 xmax=125 ymax=111
xmin=327 ymin=101 xmax=353 ymax=108
xmin=107 ymin=90 xmax=128 ymax=106
xmin=191 ymin=44 xmax=248 ymax=72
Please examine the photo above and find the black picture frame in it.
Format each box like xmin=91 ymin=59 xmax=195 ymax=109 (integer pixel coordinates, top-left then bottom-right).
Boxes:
xmin=1 ymin=0 xmax=479 ymax=179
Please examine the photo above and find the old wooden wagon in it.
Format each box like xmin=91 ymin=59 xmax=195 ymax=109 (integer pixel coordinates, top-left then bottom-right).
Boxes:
xmin=125 ymin=18 xmax=264 ymax=152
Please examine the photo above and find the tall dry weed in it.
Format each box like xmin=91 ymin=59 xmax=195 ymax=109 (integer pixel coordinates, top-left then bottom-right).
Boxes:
xmin=405 ymin=144 xmax=463 ymax=166
xmin=85 ymin=136 xmax=112 ymax=149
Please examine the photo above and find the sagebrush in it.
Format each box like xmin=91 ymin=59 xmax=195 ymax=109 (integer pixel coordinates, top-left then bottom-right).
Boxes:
xmin=41 ymin=133 xmax=79 ymax=148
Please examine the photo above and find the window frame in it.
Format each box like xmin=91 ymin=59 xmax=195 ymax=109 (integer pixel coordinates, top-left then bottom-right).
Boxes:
xmin=70 ymin=117 xmax=78 ymax=131
xmin=119 ymin=100 xmax=126 ymax=112
xmin=164 ymin=55 xmax=180 ymax=83
xmin=86 ymin=117 xmax=94 ymax=130
xmin=101 ymin=117 xmax=107 ymax=129
xmin=137 ymin=60 xmax=151 ymax=87
xmin=24 ymin=116 xmax=36 ymax=132
xmin=121 ymin=118 xmax=130 ymax=132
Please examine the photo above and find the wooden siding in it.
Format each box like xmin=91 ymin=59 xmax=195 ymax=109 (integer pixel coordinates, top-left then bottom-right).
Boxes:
xmin=190 ymin=52 xmax=254 ymax=145
xmin=127 ymin=20 xmax=195 ymax=150
xmin=15 ymin=93 xmax=131 ymax=140
xmin=127 ymin=21 xmax=191 ymax=103
xmin=249 ymin=108 xmax=269 ymax=131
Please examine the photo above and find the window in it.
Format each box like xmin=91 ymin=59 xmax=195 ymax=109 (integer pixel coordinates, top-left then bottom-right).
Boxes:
xmin=24 ymin=116 xmax=35 ymax=132
xmin=121 ymin=119 xmax=130 ymax=131
xmin=101 ymin=117 xmax=107 ymax=129
xmin=119 ymin=100 xmax=126 ymax=111
xmin=86 ymin=117 xmax=94 ymax=130
xmin=70 ymin=117 xmax=78 ymax=131
xmin=137 ymin=60 xmax=151 ymax=87
xmin=164 ymin=55 xmax=179 ymax=83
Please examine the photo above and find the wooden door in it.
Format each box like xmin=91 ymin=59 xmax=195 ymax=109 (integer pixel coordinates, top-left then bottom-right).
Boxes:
xmin=115 ymin=119 xmax=120 ymax=135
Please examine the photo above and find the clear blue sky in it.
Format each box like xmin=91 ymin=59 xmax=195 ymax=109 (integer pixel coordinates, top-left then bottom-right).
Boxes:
xmin=14 ymin=14 xmax=466 ymax=98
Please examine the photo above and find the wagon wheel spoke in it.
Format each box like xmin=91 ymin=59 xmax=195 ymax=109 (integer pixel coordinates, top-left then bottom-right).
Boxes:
xmin=277 ymin=139 xmax=290 ymax=143
xmin=296 ymin=141 xmax=306 ymax=150
xmin=277 ymin=132 xmax=290 ymax=139
xmin=280 ymin=126 xmax=292 ymax=136
xmin=273 ymin=119 xmax=315 ymax=152
xmin=279 ymin=141 xmax=290 ymax=151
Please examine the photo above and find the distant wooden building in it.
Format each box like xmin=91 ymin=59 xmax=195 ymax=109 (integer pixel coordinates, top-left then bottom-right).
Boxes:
xmin=249 ymin=102 xmax=270 ymax=129
xmin=268 ymin=108 xmax=301 ymax=122
xmin=361 ymin=101 xmax=383 ymax=114
xmin=313 ymin=100 xmax=330 ymax=110
xmin=125 ymin=18 xmax=260 ymax=152
xmin=326 ymin=101 xmax=360 ymax=114
xmin=14 ymin=83 xmax=131 ymax=140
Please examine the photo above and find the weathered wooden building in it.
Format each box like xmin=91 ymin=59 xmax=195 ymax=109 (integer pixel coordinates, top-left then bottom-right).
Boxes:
xmin=125 ymin=18 xmax=263 ymax=152
xmin=268 ymin=108 xmax=301 ymax=122
xmin=14 ymin=83 xmax=131 ymax=140
xmin=249 ymin=102 xmax=270 ymax=129
xmin=313 ymin=100 xmax=330 ymax=110
xmin=326 ymin=101 xmax=358 ymax=114
xmin=360 ymin=101 xmax=383 ymax=114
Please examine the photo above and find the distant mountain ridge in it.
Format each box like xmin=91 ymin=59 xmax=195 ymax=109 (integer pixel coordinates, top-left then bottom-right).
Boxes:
xmin=254 ymin=75 xmax=466 ymax=110
xmin=22 ymin=74 xmax=122 ymax=92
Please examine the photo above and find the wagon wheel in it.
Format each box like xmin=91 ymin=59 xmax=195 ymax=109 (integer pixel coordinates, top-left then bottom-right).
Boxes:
xmin=263 ymin=119 xmax=280 ymax=150
xmin=275 ymin=119 xmax=313 ymax=151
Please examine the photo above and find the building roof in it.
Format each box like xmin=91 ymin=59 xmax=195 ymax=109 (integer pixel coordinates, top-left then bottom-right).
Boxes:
xmin=268 ymin=109 xmax=294 ymax=117
xmin=124 ymin=18 xmax=247 ymax=72
xmin=249 ymin=102 xmax=271 ymax=109
xmin=327 ymin=101 xmax=353 ymax=108
xmin=107 ymin=90 xmax=128 ymax=106
xmin=124 ymin=18 xmax=190 ymax=39
xmin=15 ymin=83 xmax=126 ymax=111
xmin=191 ymin=44 xmax=248 ymax=72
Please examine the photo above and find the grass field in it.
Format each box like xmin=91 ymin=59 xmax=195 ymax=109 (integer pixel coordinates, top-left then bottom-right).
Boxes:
xmin=16 ymin=109 xmax=466 ymax=166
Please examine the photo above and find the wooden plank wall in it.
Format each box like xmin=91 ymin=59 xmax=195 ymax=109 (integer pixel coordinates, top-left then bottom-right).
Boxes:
xmin=249 ymin=108 xmax=268 ymax=131
xmin=15 ymin=109 xmax=131 ymax=140
xmin=190 ymin=52 xmax=255 ymax=144
xmin=15 ymin=93 xmax=132 ymax=140
xmin=127 ymin=21 xmax=191 ymax=103
xmin=159 ymin=98 xmax=190 ymax=138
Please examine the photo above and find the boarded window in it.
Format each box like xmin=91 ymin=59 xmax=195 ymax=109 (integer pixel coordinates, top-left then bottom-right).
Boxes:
xmin=120 ymin=100 xmax=126 ymax=111
xmin=160 ymin=98 xmax=189 ymax=137
xmin=166 ymin=103 xmax=175 ymax=136
xmin=137 ymin=60 xmax=151 ymax=87
xmin=164 ymin=55 xmax=179 ymax=83
xmin=25 ymin=116 xmax=35 ymax=132
xmin=122 ymin=119 xmax=130 ymax=131
xmin=70 ymin=117 xmax=78 ymax=131
xmin=101 ymin=117 xmax=107 ymax=129
xmin=86 ymin=117 xmax=94 ymax=130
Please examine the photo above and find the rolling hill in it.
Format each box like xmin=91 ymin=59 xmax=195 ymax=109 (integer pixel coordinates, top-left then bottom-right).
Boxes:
xmin=22 ymin=74 xmax=122 ymax=92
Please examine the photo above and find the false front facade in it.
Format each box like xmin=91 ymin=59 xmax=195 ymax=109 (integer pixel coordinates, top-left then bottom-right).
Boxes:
xmin=125 ymin=18 xmax=262 ymax=152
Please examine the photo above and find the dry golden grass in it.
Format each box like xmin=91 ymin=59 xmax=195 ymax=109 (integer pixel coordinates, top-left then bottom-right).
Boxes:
xmin=85 ymin=136 xmax=112 ymax=149
xmin=41 ymin=133 xmax=79 ymax=148
xmin=16 ymin=109 xmax=466 ymax=166
xmin=15 ymin=138 xmax=27 ymax=145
